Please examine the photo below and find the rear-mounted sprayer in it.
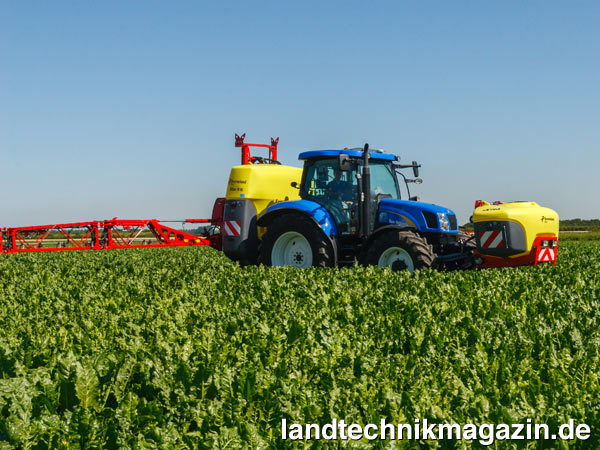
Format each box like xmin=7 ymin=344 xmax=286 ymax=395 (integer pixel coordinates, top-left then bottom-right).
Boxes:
xmin=222 ymin=134 xmax=303 ymax=265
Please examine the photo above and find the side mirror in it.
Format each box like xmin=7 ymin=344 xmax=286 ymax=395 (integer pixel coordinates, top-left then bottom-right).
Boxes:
xmin=412 ymin=161 xmax=420 ymax=178
xmin=376 ymin=193 xmax=392 ymax=204
xmin=338 ymin=154 xmax=352 ymax=171
xmin=291 ymin=181 xmax=299 ymax=188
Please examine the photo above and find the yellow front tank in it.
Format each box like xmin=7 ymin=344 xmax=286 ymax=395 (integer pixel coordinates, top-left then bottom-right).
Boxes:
xmin=473 ymin=201 xmax=559 ymax=256
xmin=225 ymin=164 xmax=302 ymax=218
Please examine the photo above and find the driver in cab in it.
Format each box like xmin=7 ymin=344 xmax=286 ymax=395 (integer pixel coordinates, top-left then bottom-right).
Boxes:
xmin=326 ymin=170 xmax=353 ymax=202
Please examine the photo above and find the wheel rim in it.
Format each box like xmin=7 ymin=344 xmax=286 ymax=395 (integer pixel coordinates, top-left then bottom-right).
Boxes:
xmin=378 ymin=247 xmax=415 ymax=272
xmin=271 ymin=232 xmax=313 ymax=268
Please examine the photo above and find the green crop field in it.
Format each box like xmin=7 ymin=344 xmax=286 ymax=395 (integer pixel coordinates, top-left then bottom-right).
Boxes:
xmin=560 ymin=232 xmax=600 ymax=242
xmin=0 ymin=242 xmax=599 ymax=449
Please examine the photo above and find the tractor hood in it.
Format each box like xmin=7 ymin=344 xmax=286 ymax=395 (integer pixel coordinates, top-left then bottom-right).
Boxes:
xmin=377 ymin=198 xmax=459 ymax=234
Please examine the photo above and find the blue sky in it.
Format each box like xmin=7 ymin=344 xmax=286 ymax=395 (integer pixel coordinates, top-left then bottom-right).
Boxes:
xmin=2 ymin=1 xmax=599 ymax=227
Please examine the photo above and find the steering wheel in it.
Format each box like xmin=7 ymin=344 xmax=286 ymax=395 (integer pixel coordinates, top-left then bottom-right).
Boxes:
xmin=251 ymin=157 xmax=281 ymax=165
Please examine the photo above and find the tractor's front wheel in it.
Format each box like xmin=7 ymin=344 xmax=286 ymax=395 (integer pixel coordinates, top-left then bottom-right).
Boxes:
xmin=365 ymin=230 xmax=435 ymax=272
xmin=258 ymin=214 xmax=335 ymax=268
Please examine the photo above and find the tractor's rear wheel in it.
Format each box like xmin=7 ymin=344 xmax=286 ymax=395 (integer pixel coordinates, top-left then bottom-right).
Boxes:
xmin=365 ymin=230 xmax=435 ymax=272
xmin=258 ymin=214 xmax=335 ymax=268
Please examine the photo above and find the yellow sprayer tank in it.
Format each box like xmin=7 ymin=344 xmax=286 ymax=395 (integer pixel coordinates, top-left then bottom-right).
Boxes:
xmin=225 ymin=164 xmax=302 ymax=215
xmin=473 ymin=201 xmax=559 ymax=260
xmin=222 ymin=164 xmax=302 ymax=264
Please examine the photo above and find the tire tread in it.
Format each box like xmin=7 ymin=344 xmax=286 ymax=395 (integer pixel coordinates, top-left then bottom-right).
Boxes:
xmin=365 ymin=230 xmax=435 ymax=270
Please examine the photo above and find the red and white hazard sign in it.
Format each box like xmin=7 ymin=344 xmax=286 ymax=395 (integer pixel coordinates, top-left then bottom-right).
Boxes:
xmin=223 ymin=220 xmax=241 ymax=236
xmin=479 ymin=230 xmax=504 ymax=248
xmin=537 ymin=247 xmax=556 ymax=263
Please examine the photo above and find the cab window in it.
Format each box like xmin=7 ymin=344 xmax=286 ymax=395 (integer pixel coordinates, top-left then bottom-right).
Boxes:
xmin=302 ymin=158 xmax=357 ymax=200
xmin=301 ymin=158 xmax=358 ymax=234
xmin=369 ymin=161 xmax=400 ymax=200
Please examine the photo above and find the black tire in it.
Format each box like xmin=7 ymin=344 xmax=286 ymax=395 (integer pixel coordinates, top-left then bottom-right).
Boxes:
xmin=258 ymin=213 xmax=335 ymax=268
xmin=365 ymin=230 xmax=435 ymax=272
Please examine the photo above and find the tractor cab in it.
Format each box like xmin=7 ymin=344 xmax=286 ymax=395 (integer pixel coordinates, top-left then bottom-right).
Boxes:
xmin=298 ymin=149 xmax=401 ymax=236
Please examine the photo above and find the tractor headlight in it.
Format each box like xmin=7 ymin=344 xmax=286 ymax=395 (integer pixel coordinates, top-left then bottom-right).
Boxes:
xmin=437 ymin=212 xmax=450 ymax=231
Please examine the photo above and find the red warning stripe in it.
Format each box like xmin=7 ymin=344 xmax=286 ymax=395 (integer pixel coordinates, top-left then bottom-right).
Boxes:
xmin=480 ymin=230 xmax=504 ymax=248
xmin=537 ymin=247 xmax=556 ymax=262
xmin=223 ymin=220 xmax=241 ymax=236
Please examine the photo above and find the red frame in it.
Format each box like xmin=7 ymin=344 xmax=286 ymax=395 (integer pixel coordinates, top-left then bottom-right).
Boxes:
xmin=235 ymin=133 xmax=279 ymax=165
xmin=1 ymin=219 xmax=207 ymax=254
xmin=1 ymin=198 xmax=226 ymax=254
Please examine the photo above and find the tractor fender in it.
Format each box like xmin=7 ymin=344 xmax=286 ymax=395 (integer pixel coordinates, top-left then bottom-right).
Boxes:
xmin=257 ymin=202 xmax=339 ymax=265
xmin=257 ymin=200 xmax=338 ymax=236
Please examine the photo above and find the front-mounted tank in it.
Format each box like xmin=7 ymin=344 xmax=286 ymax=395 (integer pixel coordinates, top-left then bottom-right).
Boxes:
xmin=472 ymin=200 xmax=559 ymax=267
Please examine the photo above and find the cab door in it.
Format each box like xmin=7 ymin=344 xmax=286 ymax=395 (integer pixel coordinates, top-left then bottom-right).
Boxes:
xmin=302 ymin=158 xmax=359 ymax=235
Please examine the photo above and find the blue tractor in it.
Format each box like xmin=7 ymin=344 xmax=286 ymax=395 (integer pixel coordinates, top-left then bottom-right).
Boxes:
xmin=256 ymin=144 xmax=465 ymax=271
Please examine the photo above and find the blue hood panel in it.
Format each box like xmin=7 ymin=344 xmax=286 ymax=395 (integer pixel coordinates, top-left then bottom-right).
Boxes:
xmin=263 ymin=199 xmax=457 ymax=236
xmin=264 ymin=200 xmax=338 ymax=236
xmin=378 ymin=199 xmax=458 ymax=233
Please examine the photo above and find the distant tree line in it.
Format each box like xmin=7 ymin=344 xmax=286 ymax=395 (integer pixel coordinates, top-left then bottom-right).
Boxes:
xmin=560 ymin=219 xmax=600 ymax=231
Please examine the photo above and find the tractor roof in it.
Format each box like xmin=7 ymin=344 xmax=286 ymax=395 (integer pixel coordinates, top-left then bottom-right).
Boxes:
xmin=298 ymin=149 xmax=397 ymax=161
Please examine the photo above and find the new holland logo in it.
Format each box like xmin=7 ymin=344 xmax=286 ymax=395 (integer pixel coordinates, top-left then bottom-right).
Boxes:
xmin=541 ymin=216 xmax=555 ymax=223
xmin=479 ymin=230 xmax=505 ymax=248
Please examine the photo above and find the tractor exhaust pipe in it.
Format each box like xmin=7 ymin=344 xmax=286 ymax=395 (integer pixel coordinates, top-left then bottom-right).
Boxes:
xmin=361 ymin=143 xmax=371 ymax=238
